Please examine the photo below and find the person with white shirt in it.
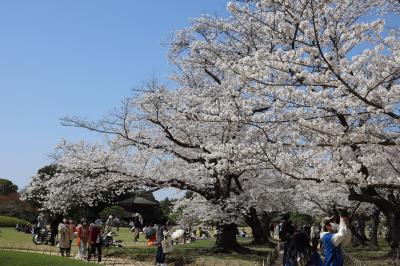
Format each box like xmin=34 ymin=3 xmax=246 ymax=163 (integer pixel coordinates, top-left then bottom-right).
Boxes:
xmin=320 ymin=216 xmax=352 ymax=266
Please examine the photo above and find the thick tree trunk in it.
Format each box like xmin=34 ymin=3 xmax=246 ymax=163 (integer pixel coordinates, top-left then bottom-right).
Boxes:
xmin=244 ymin=207 xmax=272 ymax=245
xmin=369 ymin=209 xmax=380 ymax=249
xmin=356 ymin=218 xmax=368 ymax=241
xmin=348 ymin=186 xmax=400 ymax=257
xmin=261 ymin=211 xmax=276 ymax=246
xmin=386 ymin=212 xmax=400 ymax=261
xmin=215 ymin=223 xmax=247 ymax=252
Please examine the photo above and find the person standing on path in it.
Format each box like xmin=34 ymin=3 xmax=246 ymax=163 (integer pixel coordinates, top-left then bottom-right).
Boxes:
xmin=88 ymin=220 xmax=103 ymax=263
xmin=320 ymin=216 xmax=352 ymax=266
xmin=280 ymin=214 xmax=296 ymax=266
xmin=285 ymin=231 xmax=323 ymax=266
xmin=310 ymin=223 xmax=321 ymax=250
xmin=67 ymin=218 xmax=76 ymax=256
xmin=58 ymin=218 xmax=71 ymax=257
xmin=49 ymin=216 xmax=61 ymax=246
xmin=76 ymin=218 xmax=90 ymax=259
xmin=155 ymin=219 xmax=169 ymax=266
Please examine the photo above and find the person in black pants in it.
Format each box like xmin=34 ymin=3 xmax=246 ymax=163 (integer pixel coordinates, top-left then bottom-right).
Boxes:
xmin=88 ymin=221 xmax=103 ymax=263
xmin=49 ymin=217 xmax=61 ymax=246
xmin=155 ymin=218 xmax=169 ymax=266
xmin=280 ymin=214 xmax=296 ymax=266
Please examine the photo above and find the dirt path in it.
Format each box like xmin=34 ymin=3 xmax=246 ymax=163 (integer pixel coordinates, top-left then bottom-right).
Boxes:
xmin=271 ymin=250 xmax=283 ymax=266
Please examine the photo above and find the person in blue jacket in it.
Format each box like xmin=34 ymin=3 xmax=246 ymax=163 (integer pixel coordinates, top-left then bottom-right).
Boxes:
xmin=320 ymin=215 xmax=352 ymax=266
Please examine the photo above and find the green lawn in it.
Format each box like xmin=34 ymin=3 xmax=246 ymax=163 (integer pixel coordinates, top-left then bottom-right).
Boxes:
xmin=0 ymin=227 xmax=273 ymax=265
xmin=0 ymin=250 xmax=93 ymax=266
xmin=109 ymin=227 xmax=274 ymax=265
xmin=0 ymin=227 xmax=78 ymax=254
xmin=344 ymin=239 xmax=393 ymax=266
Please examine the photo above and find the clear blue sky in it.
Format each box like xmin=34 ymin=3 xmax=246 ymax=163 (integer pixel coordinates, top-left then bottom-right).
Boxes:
xmin=0 ymin=0 xmax=228 ymax=200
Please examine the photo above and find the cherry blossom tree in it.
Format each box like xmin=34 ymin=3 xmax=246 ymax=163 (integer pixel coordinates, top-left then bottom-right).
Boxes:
xmin=168 ymin=0 xmax=400 ymax=253
xmin=24 ymin=0 xmax=400 ymax=254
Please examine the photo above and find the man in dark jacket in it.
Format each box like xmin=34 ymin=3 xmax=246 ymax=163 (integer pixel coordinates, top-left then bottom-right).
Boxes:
xmin=132 ymin=213 xmax=143 ymax=242
xmin=281 ymin=214 xmax=296 ymax=266
xmin=49 ymin=217 xmax=61 ymax=246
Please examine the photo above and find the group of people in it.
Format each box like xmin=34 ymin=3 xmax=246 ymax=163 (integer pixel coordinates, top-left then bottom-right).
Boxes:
xmin=31 ymin=213 xmax=120 ymax=263
xmin=278 ymin=214 xmax=352 ymax=266
xmin=15 ymin=223 xmax=33 ymax=234
xmin=57 ymin=217 xmax=104 ymax=262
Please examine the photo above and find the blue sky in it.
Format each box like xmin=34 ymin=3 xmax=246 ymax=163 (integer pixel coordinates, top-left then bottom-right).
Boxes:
xmin=1 ymin=1 xmax=398 ymax=201
xmin=0 ymin=0 xmax=228 ymax=200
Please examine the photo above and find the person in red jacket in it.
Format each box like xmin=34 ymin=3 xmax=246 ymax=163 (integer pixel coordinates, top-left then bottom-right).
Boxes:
xmin=87 ymin=220 xmax=103 ymax=263
xmin=76 ymin=218 xmax=90 ymax=258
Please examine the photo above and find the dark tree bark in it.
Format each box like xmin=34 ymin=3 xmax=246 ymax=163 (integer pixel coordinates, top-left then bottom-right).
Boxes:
xmin=215 ymin=223 xmax=247 ymax=252
xmin=356 ymin=218 xmax=368 ymax=241
xmin=349 ymin=187 xmax=400 ymax=258
xmin=386 ymin=212 xmax=400 ymax=260
xmin=370 ymin=208 xmax=380 ymax=249
xmin=244 ymin=207 xmax=274 ymax=246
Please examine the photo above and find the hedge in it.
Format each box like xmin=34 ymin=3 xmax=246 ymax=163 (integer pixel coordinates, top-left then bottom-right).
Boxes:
xmin=0 ymin=215 xmax=28 ymax=227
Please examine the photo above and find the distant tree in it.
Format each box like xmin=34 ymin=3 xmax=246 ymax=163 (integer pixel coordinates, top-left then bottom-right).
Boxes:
xmin=99 ymin=205 xmax=126 ymax=220
xmin=0 ymin=193 xmax=37 ymax=222
xmin=0 ymin=179 xmax=18 ymax=196
xmin=159 ymin=197 xmax=178 ymax=223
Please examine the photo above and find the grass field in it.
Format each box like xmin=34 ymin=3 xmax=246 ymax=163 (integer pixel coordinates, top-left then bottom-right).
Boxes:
xmin=0 ymin=227 xmax=274 ymax=265
xmin=0 ymin=227 xmax=76 ymax=253
xmin=0 ymin=250 xmax=93 ymax=266
xmin=344 ymin=239 xmax=393 ymax=266
xmin=110 ymin=227 xmax=274 ymax=265
xmin=4 ymin=226 xmax=394 ymax=265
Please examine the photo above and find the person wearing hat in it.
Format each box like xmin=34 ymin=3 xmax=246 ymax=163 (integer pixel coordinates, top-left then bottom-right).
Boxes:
xmin=320 ymin=215 xmax=352 ymax=266
xmin=76 ymin=218 xmax=89 ymax=258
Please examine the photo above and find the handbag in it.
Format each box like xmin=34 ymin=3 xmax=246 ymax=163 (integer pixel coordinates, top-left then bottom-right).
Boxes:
xmin=161 ymin=237 xmax=174 ymax=253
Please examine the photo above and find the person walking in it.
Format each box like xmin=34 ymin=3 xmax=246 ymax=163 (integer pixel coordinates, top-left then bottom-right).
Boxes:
xmin=88 ymin=220 xmax=103 ymax=263
xmin=281 ymin=214 xmax=296 ymax=266
xmin=67 ymin=218 xmax=75 ymax=256
xmin=58 ymin=218 xmax=71 ymax=257
xmin=132 ymin=213 xmax=143 ymax=242
xmin=105 ymin=215 xmax=113 ymax=233
xmin=285 ymin=231 xmax=323 ymax=266
xmin=320 ymin=216 xmax=352 ymax=266
xmin=76 ymin=218 xmax=90 ymax=259
xmin=114 ymin=216 xmax=121 ymax=232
